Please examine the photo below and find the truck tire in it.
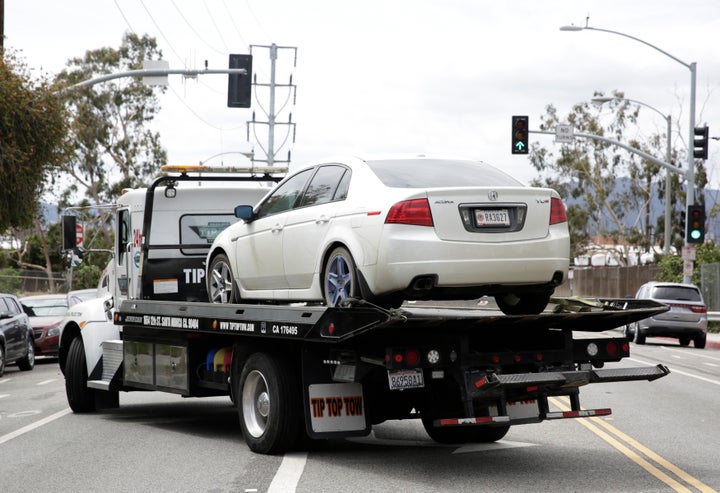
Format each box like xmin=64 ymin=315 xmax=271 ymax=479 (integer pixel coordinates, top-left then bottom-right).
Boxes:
xmin=634 ymin=327 xmax=647 ymax=345
xmin=208 ymin=254 xmax=238 ymax=304
xmin=237 ymin=353 xmax=302 ymax=454
xmin=422 ymin=418 xmax=510 ymax=444
xmin=495 ymin=291 xmax=551 ymax=315
xmin=17 ymin=337 xmax=35 ymax=371
xmin=323 ymin=247 xmax=358 ymax=307
xmin=65 ymin=337 xmax=97 ymax=413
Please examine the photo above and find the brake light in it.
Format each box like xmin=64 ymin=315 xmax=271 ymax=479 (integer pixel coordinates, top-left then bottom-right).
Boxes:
xmin=690 ymin=305 xmax=708 ymax=314
xmin=385 ymin=199 xmax=434 ymax=227
xmin=550 ymin=197 xmax=567 ymax=225
xmin=670 ymin=303 xmax=707 ymax=314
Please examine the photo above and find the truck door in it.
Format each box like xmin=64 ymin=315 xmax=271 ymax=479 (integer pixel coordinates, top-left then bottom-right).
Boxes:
xmin=116 ymin=208 xmax=141 ymax=300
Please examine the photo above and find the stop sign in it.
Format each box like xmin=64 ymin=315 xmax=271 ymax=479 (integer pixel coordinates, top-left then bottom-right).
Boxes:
xmin=76 ymin=223 xmax=84 ymax=247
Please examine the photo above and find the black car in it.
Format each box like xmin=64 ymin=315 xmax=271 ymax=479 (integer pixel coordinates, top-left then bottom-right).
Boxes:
xmin=0 ymin=293 xmax=35 ymax=376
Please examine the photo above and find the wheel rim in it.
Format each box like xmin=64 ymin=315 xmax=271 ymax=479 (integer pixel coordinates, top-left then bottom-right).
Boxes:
xmin=210 ymin=260 xmax=234 ymax=303
xmin=242 ymin=370 xmax=270 ymax=438
xmin=326 ymin=255 xmax=353 ymax=307
xmin=27 ymin=340 xmax=35 ymax=366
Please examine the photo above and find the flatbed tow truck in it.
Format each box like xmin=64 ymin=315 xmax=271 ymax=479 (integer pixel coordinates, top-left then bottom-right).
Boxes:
xmin=59 ymin=166 xmax=670 ymax=454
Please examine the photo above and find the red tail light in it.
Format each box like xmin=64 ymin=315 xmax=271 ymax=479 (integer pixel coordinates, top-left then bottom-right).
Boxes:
xmin=690 ymin=305 xmax=707 ymax=314
xmin=550 ymin=197 xmax=567 ymax=225
xmin=385 ymin=199 xmax=434 ymax=227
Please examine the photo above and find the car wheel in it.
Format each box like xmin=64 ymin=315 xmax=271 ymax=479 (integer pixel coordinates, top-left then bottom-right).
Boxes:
xmin=694 ymin=334 xmax=707 ymax=349
xmin=634 ymin=327 xmax=647 ymax=345
xmin=679 ymin=337 xmax=690 ymax=347
xmin=17 ymin=337 xmax=35 ymax=371
xmin=65 ymin=337 xmax=96 ymax=413
xmin=495 ymin=290 xmax=552 ymax=315
xmin=0 ymin=344 xmax=5 ymax=377
xmin=208 ymin=254 xmax=238 ymax=304
xmin=237 ymin=353 xmax=302 ymax=454
xmin=422 ymin=417 xmax=510 ymax=444
xmin=324 ymin=247 xmax=358 ymax=307
xmin=624 ymin=322 xmax=637 ymax=340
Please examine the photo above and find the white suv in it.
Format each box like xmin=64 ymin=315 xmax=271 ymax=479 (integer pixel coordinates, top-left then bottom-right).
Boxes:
xmin=627 ymin=282 xmax=708 ymax=349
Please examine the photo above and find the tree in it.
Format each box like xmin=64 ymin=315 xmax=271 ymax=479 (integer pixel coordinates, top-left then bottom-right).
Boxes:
xmin=529 ymin=90 xmax=679 ymax=265
xmin=0 ymin=50 xmax=69 ymax=231
xmin=54 ymin=33 xmax=167 ymax=244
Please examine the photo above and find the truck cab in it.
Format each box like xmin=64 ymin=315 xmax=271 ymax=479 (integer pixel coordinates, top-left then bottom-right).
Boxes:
xmin=59 ymin=166 xmax=285 ymax=377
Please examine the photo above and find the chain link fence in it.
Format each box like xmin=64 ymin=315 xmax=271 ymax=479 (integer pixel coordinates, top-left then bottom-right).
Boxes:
xmin=701 ymin=262 xmax=720 ymax=311
xmin=0 ymin=269 xmax=69 ymax=295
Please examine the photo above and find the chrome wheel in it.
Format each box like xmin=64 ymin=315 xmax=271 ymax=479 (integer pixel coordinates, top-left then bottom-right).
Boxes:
xmin=209 ymin=254 xmax=236 ymax=304
xmin=242 ymin=370 xmax=271 ymax=438
xmin=324 ymin=247 xmax=357 ymax=307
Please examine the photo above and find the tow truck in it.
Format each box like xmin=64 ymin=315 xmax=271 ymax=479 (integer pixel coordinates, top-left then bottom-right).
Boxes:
xmin=59 ymin=166 xmax=670 ymax=454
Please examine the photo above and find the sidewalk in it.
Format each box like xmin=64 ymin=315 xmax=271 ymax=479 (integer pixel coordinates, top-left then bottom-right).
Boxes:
xmin=706 ymin=331 xmax=720 ymax=350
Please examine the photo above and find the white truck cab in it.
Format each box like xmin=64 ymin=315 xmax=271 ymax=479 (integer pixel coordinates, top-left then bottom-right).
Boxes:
xmin=59 ymin=166 xmax=285 ymax=378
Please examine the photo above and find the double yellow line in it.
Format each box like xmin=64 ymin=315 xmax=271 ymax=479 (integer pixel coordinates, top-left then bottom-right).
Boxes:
xmin=548 ymin=397 xmax=716 ymax=493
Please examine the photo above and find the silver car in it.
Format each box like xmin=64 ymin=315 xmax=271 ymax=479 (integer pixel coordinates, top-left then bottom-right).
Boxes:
xmin=626 ymin=282 xmax=708 ymax=348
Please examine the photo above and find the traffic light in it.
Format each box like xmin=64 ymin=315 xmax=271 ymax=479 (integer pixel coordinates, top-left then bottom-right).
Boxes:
xmin=686 ymin=204 xmax=705 ymax=244
xmin=693 ymin=126 xmax=709 ymax=159
xmin=227 ymin=54 xmax=253 ymax=108
xmin=511 ymin=116 xmax=529 ymax=155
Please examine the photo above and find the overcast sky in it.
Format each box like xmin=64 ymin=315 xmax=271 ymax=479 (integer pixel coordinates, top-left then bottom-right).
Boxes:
xmin=5 ymin=0 xmax=719 ymax=188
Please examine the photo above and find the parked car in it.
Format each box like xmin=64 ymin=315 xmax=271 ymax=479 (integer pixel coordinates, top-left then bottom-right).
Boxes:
xmin=206 ymin=155 xmax=570 ymax=314
xmin=20 ymin=294 xmax=70 ymax=357
xmin=67 ymin=288 xmax=99 ymax=306
xmin=0 ymin=293 xmax=35 ymax=376
xmin=626 ymin=281 xmax=708 ymax=348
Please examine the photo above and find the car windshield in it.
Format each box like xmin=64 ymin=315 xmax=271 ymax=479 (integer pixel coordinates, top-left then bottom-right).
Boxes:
xmin=651 ymin=286 xmax=702 ymax=302
xmin=365 ymin=159 xmax=523 ymax=188
xmin=22 ymin=298 xmax=68 ymax=316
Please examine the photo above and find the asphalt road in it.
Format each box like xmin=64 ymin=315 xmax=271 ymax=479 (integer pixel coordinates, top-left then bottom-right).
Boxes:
xmin=1 ymin=344 xmax=718 ymax=493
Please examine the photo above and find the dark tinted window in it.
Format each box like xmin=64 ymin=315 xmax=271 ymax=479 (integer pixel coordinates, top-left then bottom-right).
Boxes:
xmin=651 ymin=286 xmax=702 ymax=302
xmin=256 ymin=169 xmax=313 ymax=219
xmin=300 ymin=165 xmax=348 ymax=207
xmin=366 ymin=159 xmax=523 ymax=188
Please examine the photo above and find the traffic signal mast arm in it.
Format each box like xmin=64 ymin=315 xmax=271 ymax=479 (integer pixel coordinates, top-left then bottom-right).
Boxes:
xmin=529 ymin=129 xmax=683 ymax=176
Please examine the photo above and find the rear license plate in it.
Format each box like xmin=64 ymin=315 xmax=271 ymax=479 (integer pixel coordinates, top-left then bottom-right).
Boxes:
xmin=388 ymin=369 xmax=425 ymax=390
xmin=475 ymin=209 xmax=510 ymax=227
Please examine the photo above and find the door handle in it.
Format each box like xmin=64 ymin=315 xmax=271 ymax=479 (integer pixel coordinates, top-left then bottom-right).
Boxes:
xmin=315 ymin=215 xmax=329 ymax=224
xmin=271 ymin=224 xmax=283 ymax=233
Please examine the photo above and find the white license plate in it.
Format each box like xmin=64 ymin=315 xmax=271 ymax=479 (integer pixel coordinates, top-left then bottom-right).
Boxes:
xmin=475 ymin=209 xmax=510 ymax=227
xmin=388 ymin=369 xmax=425 ymax=390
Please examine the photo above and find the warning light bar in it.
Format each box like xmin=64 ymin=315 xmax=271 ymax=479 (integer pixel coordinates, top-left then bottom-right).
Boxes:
xmin=161 ymin=164 xmax=289 ymax=175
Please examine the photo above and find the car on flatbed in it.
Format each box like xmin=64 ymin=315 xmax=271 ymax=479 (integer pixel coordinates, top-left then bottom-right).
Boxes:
xmin=207 ymin=155 xmax=570 ymax=314
xmin=626 ymin=281 xmax=708 ymax=348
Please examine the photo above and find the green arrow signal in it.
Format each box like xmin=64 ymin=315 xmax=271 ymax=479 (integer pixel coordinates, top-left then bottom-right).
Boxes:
xmin=515 ymin=141 xmax=525 ymax=151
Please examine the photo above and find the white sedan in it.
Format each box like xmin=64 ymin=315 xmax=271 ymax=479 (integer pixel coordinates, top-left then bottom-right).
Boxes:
xmin=206 ymin=155 xmax=569 ymax=314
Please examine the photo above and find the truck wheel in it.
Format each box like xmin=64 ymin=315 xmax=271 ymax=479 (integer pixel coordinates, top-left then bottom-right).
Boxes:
xmin=65 ymin=337 xmax=97 ymax=413
xmin=422 ymin=418 xmax=510 ymax=444
xmin=323 ymin=247 xmax=358 ymax=307
xmin=208 ymin=254 xmax=238 ymax=304
xmin=495 ymin=291 xmax=551 ymax=315
xmin=0 ymin=344 xmax=5 ymax=377
xmin=237 ymin=353 xmax=302 ymax=454
xmin=17 ymin=337 xmax=35 ymax=371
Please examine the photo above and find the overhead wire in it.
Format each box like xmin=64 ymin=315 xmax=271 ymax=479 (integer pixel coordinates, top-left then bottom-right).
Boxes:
xmin=113 ymin=0 xmax=137 ymax=34
xmin=139 ymin=0 xmax=186 ymax=67
xmin=171 ymin=0 xmax=226 ymax=56
xmin=203 ymin=0 xmax=230 ymax=53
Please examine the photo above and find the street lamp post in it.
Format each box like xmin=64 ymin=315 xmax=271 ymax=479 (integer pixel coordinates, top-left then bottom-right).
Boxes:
xmin=561 ymin=23 xmax=697 ymax=283
xmin=592 ymin=96 xmax=673 ymax=254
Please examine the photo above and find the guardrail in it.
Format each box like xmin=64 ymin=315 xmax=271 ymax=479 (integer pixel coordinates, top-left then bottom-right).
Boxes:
xmin=708 ymin=311 xmax=720 ymax=322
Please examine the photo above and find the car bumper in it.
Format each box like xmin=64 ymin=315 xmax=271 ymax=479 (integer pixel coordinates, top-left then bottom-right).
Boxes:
xmin=34 ymin=334 xmax=60 ymax=355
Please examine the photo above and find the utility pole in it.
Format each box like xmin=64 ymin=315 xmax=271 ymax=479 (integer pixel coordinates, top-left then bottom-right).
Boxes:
xmin=247 ymin=43 xmax=297 ymax=166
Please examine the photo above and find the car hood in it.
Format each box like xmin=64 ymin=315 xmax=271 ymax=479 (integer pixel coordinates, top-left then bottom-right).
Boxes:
xmin=29 ymin=315 xmax=65 ymax=329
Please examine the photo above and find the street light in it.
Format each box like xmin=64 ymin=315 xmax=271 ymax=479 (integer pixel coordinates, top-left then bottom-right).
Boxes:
xmin=592 ymin=96 xmax=673 ymax=253
xmin=561 ymin=23 xmax=698 ymax=283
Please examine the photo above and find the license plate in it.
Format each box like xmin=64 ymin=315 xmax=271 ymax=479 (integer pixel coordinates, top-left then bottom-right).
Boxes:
xmin=388 ymin=369 xmax=425 ymax=390
xmin=475 ymin=209 xmax=510 ymax=227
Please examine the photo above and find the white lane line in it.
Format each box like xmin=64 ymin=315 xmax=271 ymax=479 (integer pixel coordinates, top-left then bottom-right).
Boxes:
xmin=0 ymin=378 xmax=12 ymax=384
xmin=37 ymin=379 xmax=57 ymax=386
xmin=267 ymin=452 xmax=308 ymax=493
xmin=628 ymin=357 xmax=720 ymax=386
xmin=0 ymin=408 xmax=72 ymax=445
xmin=0 ymin=394 xmax=8 ymax=400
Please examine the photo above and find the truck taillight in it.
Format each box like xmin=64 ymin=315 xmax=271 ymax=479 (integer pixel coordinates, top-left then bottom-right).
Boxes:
xmin=385 ymin=199 xmax=434 ymax=227
xmin=550 ymin=197 xmax=567 ymax=225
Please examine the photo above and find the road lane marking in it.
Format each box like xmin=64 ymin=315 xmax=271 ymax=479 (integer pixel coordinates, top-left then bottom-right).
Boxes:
xmin=0 ymin=394 xmax=8 ymax=400
xmin=628 ymin=357 xmax=720 ymax=386
xmin=267 ymin=451 xmax=307 ymax=493
xmin=0 ymin=408 xmax=72 ymax=445
xmin=549 ymin=397 xmax=714 ymax=493
xmin=37 ymin=379 xmax=57 ymax=386
xmin=0 ymin=378 xmax=12 ymax=384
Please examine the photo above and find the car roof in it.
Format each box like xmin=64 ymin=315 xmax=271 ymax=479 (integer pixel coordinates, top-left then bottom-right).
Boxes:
xmin=19 ymin=293 xmax=68 ymax=300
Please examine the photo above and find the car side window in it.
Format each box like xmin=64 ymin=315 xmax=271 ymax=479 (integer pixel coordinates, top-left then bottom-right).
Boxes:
xmin=0 ymin=297 xmax=8 ymax=314
xmin=255 ymin=169 xmax=313 ymax=219
xmin=6 ymin=297 xmax=20 ymax=315
xmin=299 ymin=165 xmax=349 ymax=207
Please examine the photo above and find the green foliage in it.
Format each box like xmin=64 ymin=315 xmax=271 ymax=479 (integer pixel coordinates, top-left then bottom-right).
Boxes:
xmin=0 ymin=51 xmax=69 ymax=231
xmin=0 ymin=268 xmax=23 ymax=294
xmin=656 ymin=242 xmax=720 ymax=285
xmin=71 ymin=263 xmax=104 ymax=290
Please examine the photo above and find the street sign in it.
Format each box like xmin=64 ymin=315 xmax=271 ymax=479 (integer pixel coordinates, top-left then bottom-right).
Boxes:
xmin=681 ymin=246 xmax=696 ymax=261
xmin=555 ymin=125 xmax=574 ymax=143
xmin=683 ymin=260 xmax=694 ymax=278
xmin=76 ymin=223 xmax=84 ymax=247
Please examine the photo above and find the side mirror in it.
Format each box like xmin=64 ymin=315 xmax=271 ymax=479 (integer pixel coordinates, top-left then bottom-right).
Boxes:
xmin=234 ymin=205 xmax=255 ymax=221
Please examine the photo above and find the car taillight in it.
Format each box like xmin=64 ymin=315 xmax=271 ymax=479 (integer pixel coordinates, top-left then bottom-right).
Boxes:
xmin=385 ymin=199 xmax=434 ymax=227
xmin=550 ymin=197 xmax=567 ymax=225
xmin=690 ymin=305 xmax=707 ymax=314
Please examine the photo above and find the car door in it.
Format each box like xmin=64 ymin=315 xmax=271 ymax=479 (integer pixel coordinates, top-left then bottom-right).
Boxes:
xmin=0 ymin=297 xmax=23 ymax=359
xmin=283 ymin=165 xmax=350 ymax=289
xmin=232 ymin=169 xmax=314 ymax=292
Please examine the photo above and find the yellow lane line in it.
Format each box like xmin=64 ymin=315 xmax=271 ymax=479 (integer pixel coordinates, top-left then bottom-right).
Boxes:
xmin=548 ymin=397 xmax=716 ymax=493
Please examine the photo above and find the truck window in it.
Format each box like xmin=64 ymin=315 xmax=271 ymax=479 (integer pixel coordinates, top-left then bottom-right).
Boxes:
xmin=118 ymin=209 xmax=130 ymax=266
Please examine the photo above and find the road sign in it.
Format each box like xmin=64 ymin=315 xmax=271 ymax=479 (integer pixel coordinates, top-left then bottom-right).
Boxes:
xmin=76 ymin=223 xmax=84 ymax=247
xmin=681 ymin=246 xmax=696 ymax=261
xmin=683 ymin=260 xmax=694 ymax=278
xmin=555 ymin=125 xmax=574 ymax=143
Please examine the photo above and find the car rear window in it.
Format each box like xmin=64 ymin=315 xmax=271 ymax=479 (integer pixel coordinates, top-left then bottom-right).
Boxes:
xmin=651 ymin=286 xmax=702 ymax=302
xmin=365 ymin=159 xmax=523 ymax=188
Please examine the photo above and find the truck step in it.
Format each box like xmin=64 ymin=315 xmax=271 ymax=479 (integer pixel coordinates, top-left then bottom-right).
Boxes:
xmin=592 ymin=364 xmax=670 ymax=382
xmin=87 ymin=340 xmax=123 ymax=390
